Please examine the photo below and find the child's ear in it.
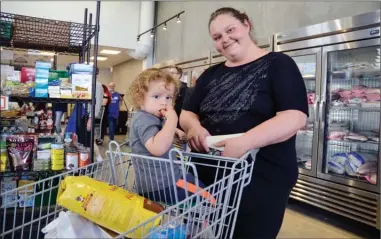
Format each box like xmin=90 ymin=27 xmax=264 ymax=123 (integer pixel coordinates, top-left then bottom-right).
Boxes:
xmin=136 ymin=96 xmax=144 ymax=106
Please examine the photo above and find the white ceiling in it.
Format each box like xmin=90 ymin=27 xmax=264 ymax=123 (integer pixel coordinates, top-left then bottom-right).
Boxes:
xmin=3 ymin=45 xmax=133 ymax=69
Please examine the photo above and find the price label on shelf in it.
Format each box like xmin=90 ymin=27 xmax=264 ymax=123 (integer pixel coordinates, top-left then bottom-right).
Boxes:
xmin=0 ymin=96 xmax=9 ymax=110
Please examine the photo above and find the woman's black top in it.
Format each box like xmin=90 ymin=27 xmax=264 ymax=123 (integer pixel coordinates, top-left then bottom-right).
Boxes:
xmin=183 ymin=52 xmax=309 ymax=187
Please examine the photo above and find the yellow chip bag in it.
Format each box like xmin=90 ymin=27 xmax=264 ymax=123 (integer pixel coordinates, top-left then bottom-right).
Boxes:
xmin=57 ymin=176 xmax=164 ymax=238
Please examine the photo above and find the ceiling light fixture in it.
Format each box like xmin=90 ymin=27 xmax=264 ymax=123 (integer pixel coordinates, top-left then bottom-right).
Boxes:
xmin=100 ymin=49 xmax=121 ymax=55
xmin=90 ymin=56 xmax=108 ymax=61
xmin=136 ymin=10 xmax=184 ymax=42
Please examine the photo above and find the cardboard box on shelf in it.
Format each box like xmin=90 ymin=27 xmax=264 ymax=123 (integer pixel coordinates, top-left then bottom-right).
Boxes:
xmin=71 ymin=73 xmax=92 ymax=99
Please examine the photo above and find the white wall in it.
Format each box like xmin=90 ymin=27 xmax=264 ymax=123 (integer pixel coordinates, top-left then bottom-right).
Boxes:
xmin=2 ymin=1 xmax=140 ymax=49
xmin=155 ymin=2 xmax=380 ymax=62
xmin=111 ymin=59 xmax=143 ymax=110
xmin=98 ymin=68 xmax=113 ymax=86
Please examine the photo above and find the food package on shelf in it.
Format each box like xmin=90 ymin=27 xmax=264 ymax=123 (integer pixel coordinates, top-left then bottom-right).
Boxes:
xmin=6 ymin=135 xmax=35 ymax=171
xmin=1 ymin=178 xmax=17 ymax=208
xmin=57 ymin=176 xmax=164 ymax=238
xmin=18 ymin=177 xmax=35 ymax=207
xmin=71 ymin=73 xmax=92 ymax=99
xmin=3 ymin=67 xmax=30 ymax=96
xmin=68 ymin=63 xmax=93 ymax=74
xmin=48 ymin=86 xmax=61 ymax=98
xmin=35 ymin=61 xmax=51 ymax=98
xmin=21 ymin=67 xmax=36 ymax=83
xmin=343 ymin=132 xmax=368 ymax=142
xmin=60 ymin=87 xmax=73 ymax=98
xmin=1 ymin=141 xmax=8 ymax=172
xmin=327 ymin=160 xmax=345 ymax=175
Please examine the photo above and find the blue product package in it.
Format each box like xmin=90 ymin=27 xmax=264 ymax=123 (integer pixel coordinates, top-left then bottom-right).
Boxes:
xmin=29 ymin=87 xmax=35 ymax=97
xmin=149 ymin=224 xmax=187 ymax=239
xmin=69 ymin=63 xmax=93 ymax=74
xmin=35 ymin=61 xmax=51 ymax=69
xmin=35 ymin=92 xmax=48 ymax=98
xmin=35 ymin=83 xmax=49 ymax=89
xmin=35 ymin=88 xmax=48 ymax=94
xmin=35 ymin=69 xmax=50 ymax=78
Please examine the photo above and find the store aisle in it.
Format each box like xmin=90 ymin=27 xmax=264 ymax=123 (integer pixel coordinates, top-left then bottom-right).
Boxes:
xmin=97 ymin=138 xmax=379 ymax=239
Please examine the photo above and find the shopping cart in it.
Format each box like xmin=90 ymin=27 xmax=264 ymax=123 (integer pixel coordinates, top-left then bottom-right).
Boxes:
xmin=120 ymin=110 xmax=135 ymax=147
xmin=0 ymin=141 xmax=258 ymax=239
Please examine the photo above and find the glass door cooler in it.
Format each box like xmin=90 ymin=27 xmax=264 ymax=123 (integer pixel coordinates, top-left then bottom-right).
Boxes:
xmin=274 ymin=10 xmax=380 ymax=228
xmin=285 ymin=48 xmax=321 ymax=176
xmin=318 ymin=40 xmax=380 ymax=192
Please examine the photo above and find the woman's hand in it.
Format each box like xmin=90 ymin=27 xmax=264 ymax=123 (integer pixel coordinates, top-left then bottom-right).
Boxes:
xmin=175 ymin=129 xmax=187 ymax=141
xmin=214 ymin=135 xmax=251 ymax=158
xmin=187 ymin=125 xmax=211 ymax=152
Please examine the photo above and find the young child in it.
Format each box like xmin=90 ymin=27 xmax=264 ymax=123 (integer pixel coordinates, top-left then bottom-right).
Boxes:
xmin=129 ymin=68 xmax=210 ymax=205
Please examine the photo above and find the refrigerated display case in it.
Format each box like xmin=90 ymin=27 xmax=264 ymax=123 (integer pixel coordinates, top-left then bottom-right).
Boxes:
xmin=275 ymin=10 xmax=380 ymax=228
xmin=288 ymin=48 xmax=321 ymax=177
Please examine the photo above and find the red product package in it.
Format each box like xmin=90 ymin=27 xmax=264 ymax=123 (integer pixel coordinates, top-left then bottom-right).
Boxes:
xmin=6 ymin=135 xmax=35 ymax=171
xmin=21 ymin=67 xmax=36 ymax=83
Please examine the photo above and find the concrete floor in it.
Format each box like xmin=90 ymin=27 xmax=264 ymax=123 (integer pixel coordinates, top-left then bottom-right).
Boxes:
xmin=99 ymin=135 xmax=380 ymax=239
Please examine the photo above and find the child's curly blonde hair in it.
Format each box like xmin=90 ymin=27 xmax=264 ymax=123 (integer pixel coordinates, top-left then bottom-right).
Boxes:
xmin=129 ymin=68 xmax=180 ymax=109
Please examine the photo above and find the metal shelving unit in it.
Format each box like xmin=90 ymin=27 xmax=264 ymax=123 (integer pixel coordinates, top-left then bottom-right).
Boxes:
xmin=8 ymin=96 xmax=92 ymax=104
xmin=0 ymin=1 xmax=101 ymax=196
xmin=0 ymin=12 xmax=96 ymax=54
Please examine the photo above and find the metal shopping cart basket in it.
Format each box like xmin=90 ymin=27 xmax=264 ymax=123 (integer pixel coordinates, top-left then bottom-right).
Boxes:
xmin=1 ymin=141 xmax=258 ymax=239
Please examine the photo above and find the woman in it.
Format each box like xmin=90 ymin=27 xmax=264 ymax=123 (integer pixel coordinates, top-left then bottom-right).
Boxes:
xmin=180 ymin=7 xmax=308 ymax=239
xmin=167 ymin=65 xmax=187 ymax=140
xmin=167 ymin=66 xmax=187 ymax=123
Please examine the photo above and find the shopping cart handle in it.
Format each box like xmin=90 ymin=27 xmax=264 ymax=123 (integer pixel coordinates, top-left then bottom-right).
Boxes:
xmin=243 ymin=149 xmax=259 ymax=187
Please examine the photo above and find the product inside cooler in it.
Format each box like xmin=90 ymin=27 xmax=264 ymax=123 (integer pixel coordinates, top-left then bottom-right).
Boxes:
xmin=324 ymin=45 xmax=380 ymax=185
xmin=294 ymin=54 xmax=317 ymax=170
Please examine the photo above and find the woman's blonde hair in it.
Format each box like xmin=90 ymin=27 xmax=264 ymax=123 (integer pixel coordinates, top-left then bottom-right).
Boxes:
xmin=129 ymin=68 xmax=179 ymax=109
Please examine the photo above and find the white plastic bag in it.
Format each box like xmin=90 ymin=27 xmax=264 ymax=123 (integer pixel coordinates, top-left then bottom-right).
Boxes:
xmin=41 ymin=211 xmax=112 ymax=238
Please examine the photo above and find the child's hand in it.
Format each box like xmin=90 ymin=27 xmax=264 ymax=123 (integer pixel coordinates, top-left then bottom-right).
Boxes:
xmin=160 ymin=105 xmax=178 ymax=122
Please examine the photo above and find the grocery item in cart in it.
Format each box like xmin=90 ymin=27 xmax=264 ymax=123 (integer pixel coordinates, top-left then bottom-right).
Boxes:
xmin=206 ymin=133 xmax=244 ymax=152
xmin=6 ymin=135 xmax=34 ymax=171
xmin=57 ymin=176 xmax=163 ymax=238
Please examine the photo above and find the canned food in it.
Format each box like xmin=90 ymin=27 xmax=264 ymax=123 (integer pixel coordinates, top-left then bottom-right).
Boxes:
xmin=79 ymin=148 xmax=90 ymax=167
xmin=51 ymin=144 xmax=64 ymax=150
xmin=52 ymin=163 xmax=64 ymax=171
xmin=65 ymin=147 xmax=78 ymax=170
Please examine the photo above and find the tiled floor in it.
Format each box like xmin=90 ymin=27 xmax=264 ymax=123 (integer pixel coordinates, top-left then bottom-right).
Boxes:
xmin=99 ymin=135 xmax=380 ymax=239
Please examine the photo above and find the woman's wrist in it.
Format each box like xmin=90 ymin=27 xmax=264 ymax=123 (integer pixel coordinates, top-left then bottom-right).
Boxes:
xmin=241 ymin=132 xmax=258 ymax=151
